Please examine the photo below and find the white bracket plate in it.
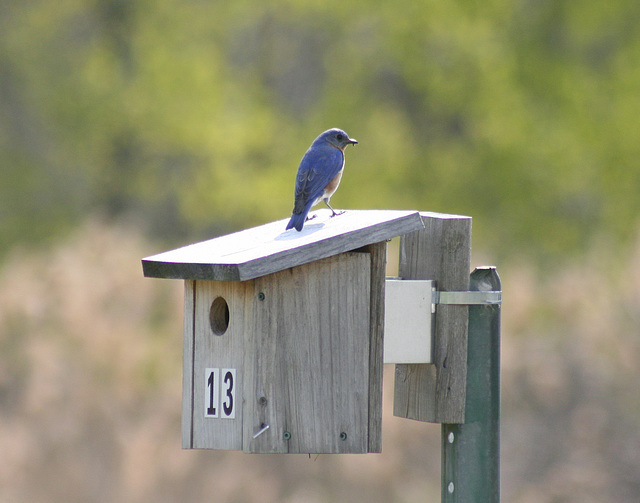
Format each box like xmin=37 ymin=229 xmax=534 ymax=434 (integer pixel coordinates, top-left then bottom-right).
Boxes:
xmin=384 ymin=279 xmax=435 ymax=364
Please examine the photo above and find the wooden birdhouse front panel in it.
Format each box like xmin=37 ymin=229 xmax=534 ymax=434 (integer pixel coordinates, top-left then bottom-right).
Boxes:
xmin=182 ymin=279 xmax=253 ymax=450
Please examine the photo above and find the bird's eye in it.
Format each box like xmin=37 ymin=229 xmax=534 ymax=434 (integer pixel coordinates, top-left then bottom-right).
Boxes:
xmin=336 ymin=134 xmax=344 ymax=141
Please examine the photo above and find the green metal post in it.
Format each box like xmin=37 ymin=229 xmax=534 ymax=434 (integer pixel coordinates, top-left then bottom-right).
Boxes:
xmin=442 ymin=266 xmax=501 ymax=502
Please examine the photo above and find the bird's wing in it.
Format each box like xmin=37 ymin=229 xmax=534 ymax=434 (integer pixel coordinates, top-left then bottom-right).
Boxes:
xmin=293 ymin=146 xmax=344 ymax=213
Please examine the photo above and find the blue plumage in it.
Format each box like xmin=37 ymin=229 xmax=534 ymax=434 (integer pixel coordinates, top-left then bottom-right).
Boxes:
xmin=286 ymin=128 xmax=357 ymax=231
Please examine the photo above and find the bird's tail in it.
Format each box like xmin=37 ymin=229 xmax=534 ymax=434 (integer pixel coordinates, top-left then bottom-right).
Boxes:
xmin=286 ymin=211 xmax=307 ymax=231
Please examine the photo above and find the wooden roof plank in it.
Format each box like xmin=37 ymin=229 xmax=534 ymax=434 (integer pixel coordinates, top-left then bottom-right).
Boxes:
xmin=142 ymin=209 xmax=424 ymax=281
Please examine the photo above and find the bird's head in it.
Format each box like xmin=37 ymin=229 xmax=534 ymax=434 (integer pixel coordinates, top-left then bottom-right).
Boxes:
xmin=319 ymin=128 xmax=358 ymax=150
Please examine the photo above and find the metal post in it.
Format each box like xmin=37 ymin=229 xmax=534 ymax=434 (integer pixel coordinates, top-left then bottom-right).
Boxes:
xmin=442 ymin=266 xmax=501 ymax=502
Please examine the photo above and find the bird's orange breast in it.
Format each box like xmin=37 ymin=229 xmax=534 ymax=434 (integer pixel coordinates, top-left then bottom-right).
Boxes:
xmin=323 ymin=169 xmax=343 ymax=197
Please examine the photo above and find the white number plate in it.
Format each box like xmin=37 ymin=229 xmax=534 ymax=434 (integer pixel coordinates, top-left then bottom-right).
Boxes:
xmin=205 ymin=367 xmax=236 ymax=419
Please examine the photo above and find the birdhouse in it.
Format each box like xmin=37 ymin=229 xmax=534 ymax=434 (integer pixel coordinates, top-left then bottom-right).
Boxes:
xmin=142 ymin=209 xmax=424 ymax=453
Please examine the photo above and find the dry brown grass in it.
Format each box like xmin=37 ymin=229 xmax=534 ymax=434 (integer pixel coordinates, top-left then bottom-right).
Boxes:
xmin=1 ymin=219 xmax=639 ymax=502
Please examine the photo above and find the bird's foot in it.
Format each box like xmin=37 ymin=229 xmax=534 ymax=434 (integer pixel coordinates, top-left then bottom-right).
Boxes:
xmin=305 ymin=214 xmax=317 ymax=222
xmin=330 ymin=210 xmax=345 ymax=218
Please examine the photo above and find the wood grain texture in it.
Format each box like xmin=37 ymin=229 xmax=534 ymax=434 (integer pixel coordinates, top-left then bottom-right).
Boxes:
xmin=244 ymin=252 xmax=373 ymax=453
xmin=181 ymin=280 xmax=195 ymax=448
xmin=142 ymin=209 xmax=423 ymax=281
xmin=184 ymin=280 xmax=252 ymax=449
xmin=393 ymin=212 xmax=472 ymax=424
xmin=364 ymin=242 xmax=386 ymax=452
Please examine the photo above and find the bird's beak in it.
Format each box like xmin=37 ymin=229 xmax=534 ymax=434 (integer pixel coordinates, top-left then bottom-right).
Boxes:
xmin=349 ymin=138 xmax=358 ymax=145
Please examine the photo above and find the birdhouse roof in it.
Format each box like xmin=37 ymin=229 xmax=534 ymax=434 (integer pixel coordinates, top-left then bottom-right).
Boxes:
xmin=142 ymin=209 xmax=424 ymax=281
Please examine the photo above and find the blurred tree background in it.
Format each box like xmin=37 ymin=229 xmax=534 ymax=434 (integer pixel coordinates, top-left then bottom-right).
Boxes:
xmin=2 ymin=0 xmax=640 ymax=502
xmin=3 ymin=0 xmax=640 ymax=261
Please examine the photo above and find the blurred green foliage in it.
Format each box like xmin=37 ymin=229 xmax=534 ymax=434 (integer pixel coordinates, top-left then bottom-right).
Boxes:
xmin=2 ymin=0 xmax=640 ymax=260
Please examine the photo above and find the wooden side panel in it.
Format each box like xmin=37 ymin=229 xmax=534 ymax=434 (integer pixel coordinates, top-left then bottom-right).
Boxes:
xmin=365 ymin=242 xmax=386 ymax=453
xmin=182 ymin=280 xmax=195 ymax=448
xmin=244 ymin=252 xmax=372 ymax=453
xmin=184 ymin=280 xmax=251 ymax=449
xmin=393 ymin=212 xmax=472 ymax=424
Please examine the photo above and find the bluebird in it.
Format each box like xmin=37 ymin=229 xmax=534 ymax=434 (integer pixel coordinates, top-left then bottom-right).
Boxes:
xmin=286 ymin=128 xmax=358 ymax=231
